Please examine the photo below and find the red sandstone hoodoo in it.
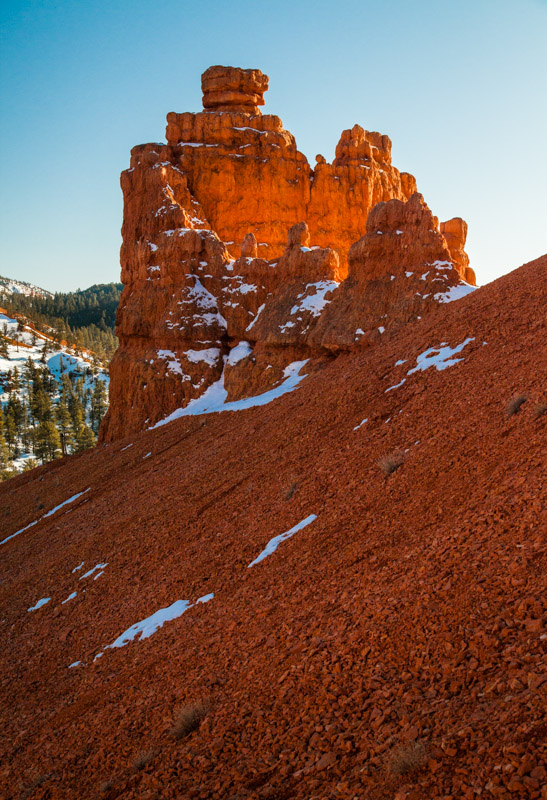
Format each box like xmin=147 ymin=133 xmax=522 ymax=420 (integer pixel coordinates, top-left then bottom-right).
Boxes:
xmin=100 ymin=66 xmax=476 ymax=442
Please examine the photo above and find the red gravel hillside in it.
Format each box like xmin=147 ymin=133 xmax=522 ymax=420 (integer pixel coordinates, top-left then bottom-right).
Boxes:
xmin=1 ymin=254 xmax=546 ymax=800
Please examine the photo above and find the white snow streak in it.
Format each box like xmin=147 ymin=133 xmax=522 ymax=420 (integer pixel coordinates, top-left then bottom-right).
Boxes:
xmin=28 ymin=597 xmax=50 ymax=612
xmin=248 ymin=515 xmax=317 ymax=567
xmin=80 ymin=563 xmax=108 ymax=580
xmin=1 ymin=489 xmax=90 ymax=546
xmin=153 ymin=359 xmax=309 ymax=428
xmin=93 ymin=593 xmax=214 ymax=659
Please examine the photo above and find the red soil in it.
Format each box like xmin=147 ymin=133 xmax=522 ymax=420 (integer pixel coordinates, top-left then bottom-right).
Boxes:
xmin=0 ymin=255 xmax=546 ymax=800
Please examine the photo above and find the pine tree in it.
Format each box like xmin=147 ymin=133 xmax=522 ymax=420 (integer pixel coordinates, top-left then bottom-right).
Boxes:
xmin=4 ymin=408 xmax=17 ymax=457
xmin=32 ymin=388 xmax=53 ymax=423
xmin=90 ymin=379 xmax=108 ymax=432
xmin=0 ymin=337 xmax=9 ymax=359
xmin=76 ymin=424 xmax=96 ymax=452
xmin=56 ymin=396 xmax=74 ymax=456
xmin=0 ymin=411 xmax=9 ymax=469
xmin=70 ymin=398 xmax=85 ymax=442
xmin=0 ymin=433 xmax=9 ymax=470
xmin=35 ymin=421 xmax=61 ymax=463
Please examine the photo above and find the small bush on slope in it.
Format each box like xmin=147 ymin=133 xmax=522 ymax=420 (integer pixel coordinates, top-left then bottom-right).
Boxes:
xmin=505 ymin=394 xmax=527 ymax=417
xmin=386 ymin=740 xmax=428 ymax=776
xmin=378 ymin=451 xmax=405 ymax=476
xmin=169 ymin=701 xmax=209 ymax=740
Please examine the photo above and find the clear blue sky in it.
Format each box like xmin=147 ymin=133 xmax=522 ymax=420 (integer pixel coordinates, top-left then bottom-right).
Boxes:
xmin=1 ymin=0 xmax=546 ymax=292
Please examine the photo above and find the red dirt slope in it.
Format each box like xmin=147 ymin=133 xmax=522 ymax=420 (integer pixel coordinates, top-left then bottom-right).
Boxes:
xmin=0 ymin=255 xmax=546 ymax=800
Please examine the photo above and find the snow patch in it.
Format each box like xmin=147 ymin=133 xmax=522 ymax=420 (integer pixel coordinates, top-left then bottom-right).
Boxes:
xmin=248 ymin=515 xmax=317 ymax=567
xmin=246 ymin=303 xmax=265 ymax=331
xmin=80 ymin=563 xmax=108 ymax=580
xmin=153 ymin=360 xmax=309 ymax=427
xmin=433 ymin=282 xmax=477 ymax=304
xmin=408 ymin=338 xmax=475 ymax=374
xmin=28 ymin=597 xmax=50 ymax=612
xmin=227 ymin=341 xmax=252 ymax=366
xmin=289 ymin=280 xmax=339 ymax=318
xmin=186 ymin=348 xmax=221 ymax=366
xmin=93 ymin=593 xmax=214 ymax=659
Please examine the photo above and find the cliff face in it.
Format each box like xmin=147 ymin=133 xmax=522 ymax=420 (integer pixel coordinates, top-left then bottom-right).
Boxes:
xmin=100 ymin=66 xmax=474 ymax=442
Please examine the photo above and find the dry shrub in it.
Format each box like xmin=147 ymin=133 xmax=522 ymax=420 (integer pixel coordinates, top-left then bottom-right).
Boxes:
xmin=285 ymin=481 xmax=298 ymax=500
xmin=132 ymin=750 xmax=156 ymax=771
xmin=169 ymin=701 xmax=209 ymax=740
xmin=505 ymin=394 xmax=527 ymax=417
xmin=378 ymin=451 xmax=405 ymax=476
xmin=386 ymin=740 xmax=428 ymax=776
xmin=534 ymin=402 xmax=547 ymax=419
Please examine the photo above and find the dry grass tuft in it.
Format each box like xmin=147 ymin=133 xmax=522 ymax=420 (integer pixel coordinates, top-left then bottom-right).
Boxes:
xmin=378 ymin=451 xmax=405 ymax=476
xmin=386 ymin=740 xmax=428 ymax=776
xmin=505 ymin=394 xmax=527 ymax=417
xmin=534 ymin=402 xmax=547 ymax=419
xmin=132 ymin=750 xmax=156 ymax=771
xmin=169 ymin=701 xmax=209 ymax=740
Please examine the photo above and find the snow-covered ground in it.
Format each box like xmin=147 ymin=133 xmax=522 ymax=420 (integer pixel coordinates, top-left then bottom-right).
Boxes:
xmin=0 ymin=313 xmax=106 ymax=384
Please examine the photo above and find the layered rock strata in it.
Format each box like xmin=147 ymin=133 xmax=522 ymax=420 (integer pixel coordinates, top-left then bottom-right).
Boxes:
xmin=100 ymin=67 xmax=475 ymax=442
xmin=201 ymin=65 xmax=269 ymax=114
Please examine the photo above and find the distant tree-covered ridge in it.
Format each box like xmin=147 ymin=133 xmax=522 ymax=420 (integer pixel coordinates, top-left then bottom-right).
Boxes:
xmin=0 ymin=282 xmax=122 ymax=362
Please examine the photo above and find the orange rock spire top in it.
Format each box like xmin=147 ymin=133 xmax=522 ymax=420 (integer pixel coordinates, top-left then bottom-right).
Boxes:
xmin=201 ymin=65 xmax=269 ymax=114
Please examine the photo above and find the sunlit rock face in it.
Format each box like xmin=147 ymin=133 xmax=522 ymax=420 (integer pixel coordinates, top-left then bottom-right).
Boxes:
xmin=100 ymin=66 xmax=474 ymax=442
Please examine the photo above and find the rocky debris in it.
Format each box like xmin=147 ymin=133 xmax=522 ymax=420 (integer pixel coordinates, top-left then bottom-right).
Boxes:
xmin=201 ymin=65 xmax=269 ymax=114
xmin=1 ymin=254 xmax=546 ymax=800
xmin=101 ymin=66 xmax=475 ymax=442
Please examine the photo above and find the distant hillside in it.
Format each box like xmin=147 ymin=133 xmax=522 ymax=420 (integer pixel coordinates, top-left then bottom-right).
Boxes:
xmin=0 ymin=275 xmax=53 ymax=298
xmin=0 ymin=281 xmax=122 ymax=362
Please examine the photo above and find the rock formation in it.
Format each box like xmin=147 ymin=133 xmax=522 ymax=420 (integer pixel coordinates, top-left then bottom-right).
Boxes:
xmin=441 ymin=217 xmax=476 ymax=284
xmin=201 ymin=65 xmax=269 ymax=114
xmin=100 ymin=66 xmax=475 ymax=442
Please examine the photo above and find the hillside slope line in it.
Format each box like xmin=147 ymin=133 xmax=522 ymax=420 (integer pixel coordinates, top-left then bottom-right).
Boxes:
xmin=0 ymin=255 xmax=546 ymax=800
